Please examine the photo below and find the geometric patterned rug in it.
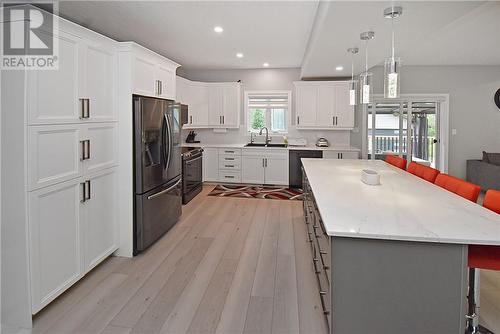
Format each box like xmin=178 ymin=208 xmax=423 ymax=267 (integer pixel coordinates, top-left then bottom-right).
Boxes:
xmin=207 ymin=184 xmax=303 ymax=201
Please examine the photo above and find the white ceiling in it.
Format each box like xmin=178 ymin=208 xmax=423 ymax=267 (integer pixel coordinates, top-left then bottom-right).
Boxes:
xmin=55 ymin=1 xmax=319 ymax=69
xmin=54 ymin=1 xmax=500 ymax=77
xmin=301 ymin=1 xmax=500 ymax=78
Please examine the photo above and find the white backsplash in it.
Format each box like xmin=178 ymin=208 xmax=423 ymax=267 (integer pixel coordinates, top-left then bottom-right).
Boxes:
xmin=182 ymin=127 xmax=352 ymax=146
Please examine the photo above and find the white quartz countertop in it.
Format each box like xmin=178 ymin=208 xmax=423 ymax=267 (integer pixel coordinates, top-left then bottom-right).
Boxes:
xmin=302 ymin=159 xmax=500 ymax=245
xmin=181 ymin=142 xmax=360 ymax=151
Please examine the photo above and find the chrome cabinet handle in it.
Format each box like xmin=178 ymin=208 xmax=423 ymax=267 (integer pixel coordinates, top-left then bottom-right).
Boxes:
xmin=86 ymin=180 xmax=91 ymax=200
xmin=297 ymin=116 xmax=300 ymax=125
xmin=190 ymin=115 xmax=193 ymax=124
xmin=222 ymin=116 xmax=224 ymax=124
xmin=225 ymin=165 xmax=234 ymax=168
xmin=225 ymin=157 xmax=235 ymax=161
xmin=80 ymin=182 xmax=87 ymax=202
xmin=225 ymin=150 xmax=235 ymax=153
xmin=262 ymin=158 xmax=265 ymax=167
xmin=79 ymin=99 xmax=90 ymax=119
xmin=80 ymin=140 xmax=90 ymax=160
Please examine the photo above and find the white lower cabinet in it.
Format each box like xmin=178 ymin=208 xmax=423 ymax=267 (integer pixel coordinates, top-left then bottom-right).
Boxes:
xmin=242 ymin=149 xmax=289 ymax=185
xmin=323 ymin=151 xmax=359 ymax=159
xmin=29 ymin=167 xmax=118 ymax=313
xmin=241 ymin=155 xmax=266 ymax=184
xmin=203 ymin=148 xmax=219 ymax=182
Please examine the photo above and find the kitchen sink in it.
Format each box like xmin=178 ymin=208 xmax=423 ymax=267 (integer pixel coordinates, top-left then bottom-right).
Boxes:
xmin=245 ymin=143 xmax=288 ymax=148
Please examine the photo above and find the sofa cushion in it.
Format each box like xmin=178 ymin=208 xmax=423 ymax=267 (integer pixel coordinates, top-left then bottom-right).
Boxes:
xmin=484 ymin=152 xmax=500 ymax=166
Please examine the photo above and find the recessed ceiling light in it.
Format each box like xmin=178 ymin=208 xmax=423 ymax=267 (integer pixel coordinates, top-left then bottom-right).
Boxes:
xmin=214 ymin=26 xmax=223 ymax=33
xmin=236 ymin=53 xmax=244 ymax=58
xmin=336 ymin=66 xmax=344 ymax=71
xmin=263 ymin=62 xmax=269 ymax=67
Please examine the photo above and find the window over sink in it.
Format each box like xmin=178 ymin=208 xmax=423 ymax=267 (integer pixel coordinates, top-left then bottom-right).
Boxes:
xmin=245 ymin=91 xmax=290 ymax=134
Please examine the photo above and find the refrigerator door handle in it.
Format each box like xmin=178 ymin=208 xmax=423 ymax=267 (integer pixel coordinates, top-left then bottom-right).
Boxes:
xmin=147 ymin=178 xmax=181 ymax=200
xmin=164 ymin=113 xmax=172 ymax=170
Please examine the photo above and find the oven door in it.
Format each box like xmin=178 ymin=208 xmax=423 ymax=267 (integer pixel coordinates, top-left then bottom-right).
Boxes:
xmin=183 ymin=153 xmax=203 ymax=195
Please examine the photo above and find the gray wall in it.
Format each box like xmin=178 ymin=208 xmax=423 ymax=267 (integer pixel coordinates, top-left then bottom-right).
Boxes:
xmin=177 ymin=67 xmax=352 ymax=146
xmin=351 ymin=65 xmax=500 ymax=178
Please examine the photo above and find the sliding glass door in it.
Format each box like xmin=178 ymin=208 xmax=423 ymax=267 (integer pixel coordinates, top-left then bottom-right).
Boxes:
xmin=367 ymin=99 xmax=441 ymax=169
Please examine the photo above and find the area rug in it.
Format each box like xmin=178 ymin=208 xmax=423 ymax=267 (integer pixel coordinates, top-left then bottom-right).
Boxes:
xmin=208 ymin=184 xmax=303 ymax=201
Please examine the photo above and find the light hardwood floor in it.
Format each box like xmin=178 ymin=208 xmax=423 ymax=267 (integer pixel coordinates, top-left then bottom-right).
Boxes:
xmin=29 ymin=186 xmax=329 ymax=334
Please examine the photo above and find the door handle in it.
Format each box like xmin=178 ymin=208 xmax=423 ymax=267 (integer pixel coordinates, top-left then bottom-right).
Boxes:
xmin=262 ymin=158 xmax=265 ymax=168
xmin=80 ymin=182 xmax=87 ymax=202
xmin=85 ymin=180 xmax=91 ymax=200
xmin=297 ymin=116 xmax=300 ymax=125
xmin=147 ymin=178 xmax=181 ymax=200
xmin=164 ymin=114 xmax=172 ymax=170
xmin=222 ymin=116 xmax=224 ymax=124
xmin=159 ymin=80 xmax=162 ymax=95
xmin=265 ymin=158 xmax=268 ymax=167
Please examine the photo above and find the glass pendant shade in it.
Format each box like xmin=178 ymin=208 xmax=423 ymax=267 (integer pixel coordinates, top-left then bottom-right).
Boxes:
xmin=384 ymin=57 xmax=401 ymax=98
xmin=359 ymin=72 xmax=373 ymax=104
xmin=349 ymin=80 xmax=358 ymax=106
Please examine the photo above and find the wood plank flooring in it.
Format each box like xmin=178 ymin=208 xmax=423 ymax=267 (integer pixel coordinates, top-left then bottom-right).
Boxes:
xmin=30 ymin=186 xmax=329 ymax=334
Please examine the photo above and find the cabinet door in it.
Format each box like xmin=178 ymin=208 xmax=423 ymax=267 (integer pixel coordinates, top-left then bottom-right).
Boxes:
xmin=27 ymin=30 xmax=81 ymax=124
xmin=84 ymin=43 xmax=116 ymax=122
xmin=83 ymin=168 xmax=118 ymax=272
xmin=317 ymin=86 xmax=335 ymax=127
xmin=264 ymin=156 xmax=288 ymax=185
xmin=28 ymin=124 xmax=83 ymax=190
xmin=296 ymin=86 xmax=317 ymax=127
xmin=29 ymin=179 xmax=83 ymax=313
xmin=132 ymin=56 xmax=156 ymax=97
xmin=190 ymin=84 xmax=209 ymax=126
xmin=83 ymin=123 xmax=118 ymax=174
xmin=334 ymin=83 xmax=354 ymax=128
xmin=157 ymin=64 xmax=176 ymax=100
xmin=208 ymin=86 xmax=223 ymax=126
xmin=242 ymin=156 xmax=265 ymax=184
xmin=222 ymin=84 xmax=240 ymax=127
xmin=203 ymin=148 xmax=219 ymax=182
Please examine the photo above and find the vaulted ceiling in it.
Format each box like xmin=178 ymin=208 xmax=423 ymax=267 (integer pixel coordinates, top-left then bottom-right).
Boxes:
xmin=53 ymin=1 xmax=500 ymax=77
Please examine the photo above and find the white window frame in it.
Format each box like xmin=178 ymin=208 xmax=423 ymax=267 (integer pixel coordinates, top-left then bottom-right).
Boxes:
xmin=244 ymin=90 xmax=291 ymax=134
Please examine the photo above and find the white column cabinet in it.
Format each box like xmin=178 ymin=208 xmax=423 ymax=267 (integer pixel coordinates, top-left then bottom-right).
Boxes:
xmin=157 ymin=64 xmax=177 ymax=100
xmin=132 ymin=56 xmax=157 ymax=97
xmin=208 ymin=86 xmax=224 ymax=126
xmin=83 ymin=168 xmax=118 ymax=273
xmin=29 ymin=178 xmax=83 ymax=314
xmin=295 ymin=81 xmax=354 ymax=130
xmin=84 ymin=123 xmax=118 ymax=174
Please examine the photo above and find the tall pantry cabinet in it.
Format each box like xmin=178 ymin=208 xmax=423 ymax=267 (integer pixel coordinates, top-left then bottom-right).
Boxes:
xmin=1 ymin=8 xmax=120 ymax=321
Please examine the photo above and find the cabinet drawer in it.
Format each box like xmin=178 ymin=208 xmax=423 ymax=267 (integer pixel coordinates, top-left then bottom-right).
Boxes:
xmin=219 ymin=155 xmax=241 ymax=164
xmin=219 ymin=160 xmax=241 ymax=170
xmin=218 ymin=148 xmax=241 ymax=156
xmin=219 ymin=171 xmax=241 ymax=183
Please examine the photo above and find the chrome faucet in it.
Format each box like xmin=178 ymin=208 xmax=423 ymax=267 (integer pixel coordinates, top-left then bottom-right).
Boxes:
xmin=259 ymin=127 xmax=270 ymax=145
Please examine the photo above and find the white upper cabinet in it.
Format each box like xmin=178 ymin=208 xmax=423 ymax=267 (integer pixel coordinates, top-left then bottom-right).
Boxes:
xmin=28 ymin=26 xmax=117 ymax=124
xmin=176 ymin=77 xmax=240 ymax=128
xmin=294 ymin=81 xmax=354 ymax=130
xmin=28 ymin=30 xmax=81 ymax=124
xmin=127 ymin=43 xmax=180 ymax=100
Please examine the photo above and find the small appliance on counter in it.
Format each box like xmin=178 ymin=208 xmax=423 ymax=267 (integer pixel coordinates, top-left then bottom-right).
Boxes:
xmin=316 ymin=137 xmax=330 ymax=147
xmin=287 ymin=137 xmax=307 ymax=147
xmin=185 ymin=131 xmax=200 ymax=143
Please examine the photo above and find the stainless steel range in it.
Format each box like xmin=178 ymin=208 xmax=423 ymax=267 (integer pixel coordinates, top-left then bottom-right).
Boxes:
xmin=181 ymin=147 xmax=203 ymax=204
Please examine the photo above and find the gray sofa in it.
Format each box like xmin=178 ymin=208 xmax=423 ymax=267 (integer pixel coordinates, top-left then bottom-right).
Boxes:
xmin=466 ymin=152 xmax=500 ymax=191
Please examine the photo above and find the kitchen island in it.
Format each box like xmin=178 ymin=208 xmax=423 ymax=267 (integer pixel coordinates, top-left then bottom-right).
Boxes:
xmin=301 ymin=159 xmax=500 ymax=334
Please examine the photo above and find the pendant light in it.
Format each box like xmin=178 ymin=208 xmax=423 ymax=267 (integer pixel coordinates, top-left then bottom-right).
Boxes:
xmin=359 ymin=31 xmax=375 ymax=104
xmin=347 ymin=47 xmax=359 ymax=106
xmin=383 ymin=5 xmax=403 ymax=98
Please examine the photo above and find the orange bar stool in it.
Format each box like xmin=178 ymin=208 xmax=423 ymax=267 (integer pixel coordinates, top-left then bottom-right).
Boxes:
xmin=407 ymin=162 xmax=441 ymax=183
xmin=466 ymin=190 xmax=500 ymax=333
xmin=434 ymin=173 xmax=481 ymax=202
xmin=385 ymin=155 xmax=407 ymax=170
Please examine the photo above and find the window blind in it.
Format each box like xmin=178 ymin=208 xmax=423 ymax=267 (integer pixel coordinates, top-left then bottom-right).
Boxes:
xmin=248 ymin=94 xmax=289 ymax=108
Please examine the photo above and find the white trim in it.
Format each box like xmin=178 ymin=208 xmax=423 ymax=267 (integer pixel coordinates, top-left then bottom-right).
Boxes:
xmin=244 ymin=90 xmax=292 ymax=134
xmin=364 ymin=94 xmax=449 ymax=172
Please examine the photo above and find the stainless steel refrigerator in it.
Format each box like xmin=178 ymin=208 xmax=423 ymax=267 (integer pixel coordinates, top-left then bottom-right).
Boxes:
xmin=133 ymin=95 xmax=182 ymax=254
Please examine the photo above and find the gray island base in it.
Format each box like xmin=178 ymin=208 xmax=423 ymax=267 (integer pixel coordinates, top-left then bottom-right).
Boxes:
xmin=330 ymin=237 xmax=467 ymax=334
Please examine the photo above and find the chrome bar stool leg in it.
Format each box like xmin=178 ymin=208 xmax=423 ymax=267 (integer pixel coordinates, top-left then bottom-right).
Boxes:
xmin=466 ymin=268 xmax=480 ymax=333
